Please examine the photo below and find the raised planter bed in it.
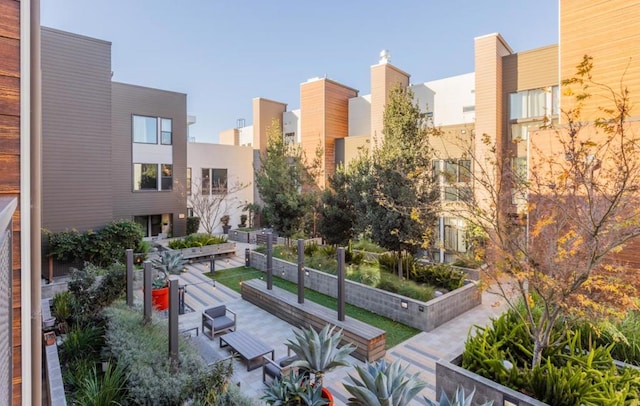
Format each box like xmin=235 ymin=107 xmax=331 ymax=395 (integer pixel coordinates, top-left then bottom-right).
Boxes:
xmin=241 ymin=279 xmax=386 ymax=362
xmin=169 ymin=242 xmax=236 ymax=260
xmin=249 ymin=251 xmax=481 ymax=332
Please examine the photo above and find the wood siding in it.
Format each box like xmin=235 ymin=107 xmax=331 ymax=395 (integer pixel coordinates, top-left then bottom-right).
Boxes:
xmin=0 ymin=0 xmax=21 ymax=403
xmin=370 ymin=64 xmax=410 ymax=149
xmin=111 ymin=83 xmax=188 ymax=237
xmin=560 ymin=0 xmax=640 ymax=119
xmin=252 ymin=97 xmax=286 ymax=154
xmin=41 ymin=28 xmax=114 ymax=232
xmin=300 ymin=79 xmax=357 ymax=187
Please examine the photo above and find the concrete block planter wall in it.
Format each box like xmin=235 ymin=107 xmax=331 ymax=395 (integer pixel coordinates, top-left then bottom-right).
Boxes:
xmin=170 ymin=242 xmax=236 ymax=260
xmin=250 ymin=251 xmax=481 ymax=331
xmin=436 ymin=355 xmax=547 ymax=406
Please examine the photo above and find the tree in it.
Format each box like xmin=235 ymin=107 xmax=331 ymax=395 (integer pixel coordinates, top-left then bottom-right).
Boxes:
xmin=366 ymin=85 xmax=440 ymax=276
xmin=186 ymin=176 xmax=248 ymax=235
xmin=318 ymin=164 xmax=358 ymax=245
xmin=255 ymin=119 xmax=317 ymax=239
xmin=450 ymin=56 xmax=640 ymax=367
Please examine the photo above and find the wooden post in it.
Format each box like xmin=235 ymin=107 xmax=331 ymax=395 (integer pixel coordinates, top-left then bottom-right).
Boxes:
xmin=169 ymin=279 xmax=179 ymax=368
xmin=143 ymin=261 xmax=152 ymax=324
xmin=126 ymin=249 xmax=133 ymax=307
xmin=337 ymin=247 xmax=346 ymax=321
xmin=266 ymin=232 xmax=273 ymax=290
xmin=297 ymin=239 xmax=304 ymax=304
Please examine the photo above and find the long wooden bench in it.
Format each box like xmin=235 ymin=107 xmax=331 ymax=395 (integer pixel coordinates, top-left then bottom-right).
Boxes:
xmin=241 ymin=279 xmax=386 ymax=362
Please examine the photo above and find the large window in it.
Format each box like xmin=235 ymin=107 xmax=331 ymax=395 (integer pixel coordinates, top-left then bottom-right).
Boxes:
xmin=133 ymin=116 xmax=158 ymax=144
xmin=134 ymin=163 xmax=172 ymax=191
xmin=201 ymin=168 xmax=228 ymax=195
xmin=509 ymin=86 xmax=559 ymax=120
xmin=133 ymin=115 xmax=173 ymax=145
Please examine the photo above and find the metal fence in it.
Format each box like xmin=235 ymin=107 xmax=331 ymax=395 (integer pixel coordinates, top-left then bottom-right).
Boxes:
xmin=0 ymin=198 xmax=17 ymax=405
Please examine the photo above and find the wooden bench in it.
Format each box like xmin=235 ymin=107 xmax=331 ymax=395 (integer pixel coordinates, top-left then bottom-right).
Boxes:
xmin=241 ymin=279 xmax=386 ymax=362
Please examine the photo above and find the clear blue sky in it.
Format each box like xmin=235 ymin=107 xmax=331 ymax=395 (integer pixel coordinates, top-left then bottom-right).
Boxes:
xmin=41 ymin=0 xmax=558 ymax=143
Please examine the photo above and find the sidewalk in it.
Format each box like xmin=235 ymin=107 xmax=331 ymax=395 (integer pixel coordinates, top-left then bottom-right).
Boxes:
xmin=174 ymin=244 xmax=508 ymax=404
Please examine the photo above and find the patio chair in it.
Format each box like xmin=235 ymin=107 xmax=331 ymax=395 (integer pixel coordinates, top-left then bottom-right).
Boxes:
xmin=262 ymin=349 xmax=302 ymax=384
xmin=202 ymin=305 xmax=236 ymax=339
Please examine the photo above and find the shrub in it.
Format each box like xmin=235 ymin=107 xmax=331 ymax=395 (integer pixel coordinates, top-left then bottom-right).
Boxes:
xmin=352 ymin=237 xmax=387 ymax=253
xmin=60 ymin=325 xmax=105 ymax=364
xmin=412 ymin=263 xmax=465 ymax=291
xmin=397 ymin=283 xmax=435 ymax=302
xmin=72 ymin=362 xmax=129 ymax=406
xmin=347 ymin=264 xmax=380 ymax=286
xmin=104 ymin=302 xmax=218 ymax=404
xmin=67 ymin=263 xmax=126 ymax=325
xmin=186 ymin=216 xmax=201 ymax=235
xmin=167 ymin=233 xmax=227 ymax=249
xmin=51 ymin=291 xmax=73 ymax=323
xmin=378 ymin=252 xmax=416 ymax=275
xmin=304 ymin=241 xmax=319 ymax=256
xmin=46 ymin=219 xmax=144 ymax=267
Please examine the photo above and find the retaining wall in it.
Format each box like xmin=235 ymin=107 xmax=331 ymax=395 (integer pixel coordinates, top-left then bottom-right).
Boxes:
xmin=250 ymin=252 xmax=481 ymax=332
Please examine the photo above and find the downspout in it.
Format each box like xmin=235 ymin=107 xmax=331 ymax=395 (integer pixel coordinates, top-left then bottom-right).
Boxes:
xmin=29 ymin=0 xmax=42 ymax=404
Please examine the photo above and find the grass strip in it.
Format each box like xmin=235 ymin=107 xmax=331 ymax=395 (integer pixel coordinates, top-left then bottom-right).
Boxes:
xmin=208 ymin=266 xmax=420 ymax=348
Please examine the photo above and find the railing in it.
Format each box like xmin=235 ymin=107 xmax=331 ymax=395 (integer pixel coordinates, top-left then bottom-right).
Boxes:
xmin=0 ymin=197 xmax=17 ymax=405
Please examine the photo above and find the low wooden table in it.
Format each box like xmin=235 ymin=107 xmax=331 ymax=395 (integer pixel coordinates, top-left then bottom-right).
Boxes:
xmin=219 ymin=330 xmax=274 ymax=371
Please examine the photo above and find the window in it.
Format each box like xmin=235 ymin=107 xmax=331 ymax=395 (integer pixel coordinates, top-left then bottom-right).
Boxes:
xmin=133 ymin=163 xmax=172 ymax=191
xmin=133 ymin=163 xmax=158 ymax=190
xmin=436 ymin=159 xmax=471 ymax=201
xmin=201 ymin=168 xmax=228 ymax=195
xmin=186 ymin=167 xmax=192 ymax=195
xmin=509 ymin=86 xmax=559 ymax=120
xmin=161 ymin=164 xmax=173 ymax=190
xmin=212 ymin=169 xmax=228 ymax=194
xmin=202 ymin=168 xmax=210 ymax=195
xmin=133 ymin=116 xmax=158 ymax=143
xmin=161 ymin=118 xmax=172 ymax=145
xmin=462 ymin=105 xmax=475 ymax=113
xmin=284 ymin=132 xmax=295 ymax=144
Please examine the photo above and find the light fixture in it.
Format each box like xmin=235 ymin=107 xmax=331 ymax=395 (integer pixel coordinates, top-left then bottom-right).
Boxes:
xmin=212 ymin=281 xmax=216 ymax=289
xmin=305 ymin=269 xmax=309 ymax=277
xmin=400 ymin=299 xmax=408 ymax=310
xmin=281 ymin=270 xmax=286 ymax=276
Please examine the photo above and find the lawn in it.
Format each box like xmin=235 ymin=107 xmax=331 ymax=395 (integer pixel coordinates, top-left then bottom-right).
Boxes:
xmin=208 ymin=266 xmax=420 ymax=348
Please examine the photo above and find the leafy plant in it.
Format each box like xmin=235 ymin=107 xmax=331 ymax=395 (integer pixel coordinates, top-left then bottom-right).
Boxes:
xmin=411 ymin=263 xmax=465 ymax=291
xmin=73 ymin=362 xmax=129 ymax=406
xmin=151 ymin=251 xmax=186 ymax=289
xmin=262 ymin=371 xmax=327 ymax=406
xmin=287 ymin=325 xmax=356 ymax=388
xmin=167 ymin=233 xmax=227 ymax=249
xmin=425 ymin=386 xmax=493 ymax=406
xmin=60 ymin=325 xmax=105 ymax=364
xmin=51 ymin=290 xmax=74 ymax=323
xmin=343 ymin=359 xmax=426 ymax=406
xmin=220 ymin=214 xmax=230 ymax=226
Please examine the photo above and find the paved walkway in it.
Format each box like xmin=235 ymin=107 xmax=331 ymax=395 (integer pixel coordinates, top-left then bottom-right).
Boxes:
xmin=173 ymin=243 xmax=508 ymax=405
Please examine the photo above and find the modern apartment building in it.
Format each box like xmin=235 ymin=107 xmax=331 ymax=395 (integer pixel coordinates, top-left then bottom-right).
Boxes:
xmin=41 ymin=28 xmax=188 ymax=247
xmin=186 ymin=142 xmax=255 ymax=234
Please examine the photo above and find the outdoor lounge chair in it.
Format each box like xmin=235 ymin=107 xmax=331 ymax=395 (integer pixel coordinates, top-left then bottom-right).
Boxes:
xmin=202 ymin=305 xmax=236 ymax=339
xmin=262 ymin=349 xmax=301 ymax=383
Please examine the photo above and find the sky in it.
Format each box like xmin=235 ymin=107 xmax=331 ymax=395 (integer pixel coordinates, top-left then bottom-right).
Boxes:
xmin=41 ymin=1 xmax=559 ymax=144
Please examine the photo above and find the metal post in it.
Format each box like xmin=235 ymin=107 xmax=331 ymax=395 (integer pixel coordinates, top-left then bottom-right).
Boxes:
xmin=337 ymin=247 xmax=346 ymax=321
xmin=297 ymin=239 xmax=304 ymax=304
xmin=266 ymin=232 xmax=273 ymax=289
xmin=169 ymin=279 xmax=179 ymax=368
xmin=210 ymin=257 xmax=215 ymax=276
xmin=178 ymin=285 xmax=185 ymax=315
xmin=245 ymin=247 xmax=250 ymax=267
xmin=143 ymin=261 xmax=152 ymax=324
xmin=126 ymin=249 xmax=134 ymax=307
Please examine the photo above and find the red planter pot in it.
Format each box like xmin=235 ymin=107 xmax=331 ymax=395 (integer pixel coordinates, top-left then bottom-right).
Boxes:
xmin=321 ymin=387 xmax=334 ymax=406
xmin=151 ymin=287 xmax=169 ymax=311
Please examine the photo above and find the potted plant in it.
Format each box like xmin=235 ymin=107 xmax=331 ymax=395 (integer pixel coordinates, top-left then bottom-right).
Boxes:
xmin=220 ymin=214 xmax=231 ymax=234
xmin=263 ymin=325 xmax=355 ymax=405
xmin=239 ymin=214 xmax=248 ymax=228
xmin=343 ymin=359 xmax=426 ymax=405
xmin=150 ymin=251 xmax=187 ymax=310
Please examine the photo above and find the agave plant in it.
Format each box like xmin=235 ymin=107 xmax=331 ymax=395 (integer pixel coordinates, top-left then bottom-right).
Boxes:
xmin=425 ymin=386 xmax=494 ymax=406
xmin=151 ymin=251 xmax=187 ymax=289
xmin=343 ymin=359 xmax=426 ymax=406
xmin=287 ymin=324 xmax=356 ymax=387
xmin=262 ymin=370 xmax=327 ymax=406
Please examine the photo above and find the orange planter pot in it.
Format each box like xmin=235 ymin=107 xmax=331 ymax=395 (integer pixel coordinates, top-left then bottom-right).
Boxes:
xmin=321 ymin=387 xmax=334 ymax=406
xmin=151 ymin=287 xmax=169 ymax=311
